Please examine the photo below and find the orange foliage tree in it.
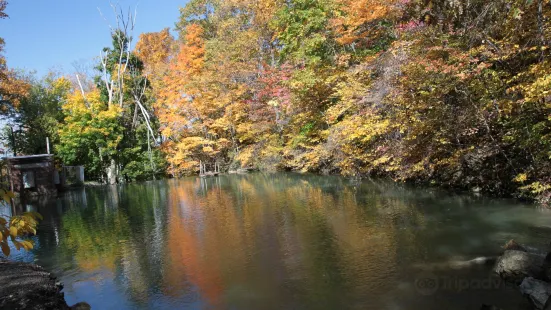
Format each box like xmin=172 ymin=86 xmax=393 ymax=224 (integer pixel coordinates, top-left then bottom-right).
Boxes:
xmin=157 ymin=24 xmax=211 ymax=174
xmin=331 ymin=0 xmax=397 ymax=47
xmin=135 ymin=28 xmax=175 ymax=93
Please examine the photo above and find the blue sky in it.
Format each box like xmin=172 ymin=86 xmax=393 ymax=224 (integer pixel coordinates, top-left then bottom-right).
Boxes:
xmin=1 ymin=1 xmax=185 ymax=76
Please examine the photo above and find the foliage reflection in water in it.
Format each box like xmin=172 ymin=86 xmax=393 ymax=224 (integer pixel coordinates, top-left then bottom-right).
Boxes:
xmin=7 ymin=173 xmax=551 ymax=309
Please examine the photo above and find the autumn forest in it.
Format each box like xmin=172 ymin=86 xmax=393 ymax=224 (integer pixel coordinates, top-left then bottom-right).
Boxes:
xmin=1 ymin=0 xmax=551 ymax=204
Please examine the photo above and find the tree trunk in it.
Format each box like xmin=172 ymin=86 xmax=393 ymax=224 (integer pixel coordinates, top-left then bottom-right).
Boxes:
xmin=106 ymin=158 xmax=117 ymax=185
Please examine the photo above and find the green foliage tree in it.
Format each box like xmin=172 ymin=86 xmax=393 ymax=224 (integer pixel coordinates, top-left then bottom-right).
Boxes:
xmin=272 ymin=0 xmax=336 ymax=66
xmin=96 ymin=27 xmax=165 ymax=182
xmin=4 ymin=73 xmax=71 ymax=155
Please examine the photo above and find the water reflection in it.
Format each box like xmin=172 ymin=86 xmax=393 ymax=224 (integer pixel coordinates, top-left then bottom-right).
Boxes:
xmin=9 ymin=173 xmax=551 ymax=309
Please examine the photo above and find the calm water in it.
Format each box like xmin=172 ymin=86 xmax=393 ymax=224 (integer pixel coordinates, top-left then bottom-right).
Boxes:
xmin=3 ymin=173 xmax=551 ymax=309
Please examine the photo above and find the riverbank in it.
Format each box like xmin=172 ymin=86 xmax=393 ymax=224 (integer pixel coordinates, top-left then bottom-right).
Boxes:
xmin=176 ymin=168 xmax=547 ymax=209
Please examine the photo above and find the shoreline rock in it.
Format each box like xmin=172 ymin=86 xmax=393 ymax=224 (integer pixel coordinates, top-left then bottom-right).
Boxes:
xmin=494 ymin=250 xmax=545 ymax=284
xmin=0 ymin=259 xmax=89 ymax=310
xmin=519 ymin=277 xmax=551 ymax=310
xmin=491 ymin=240 xmax=551 ymax=310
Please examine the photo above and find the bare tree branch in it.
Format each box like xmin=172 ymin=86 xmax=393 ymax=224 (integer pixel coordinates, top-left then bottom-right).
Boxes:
xmin=75 ymin=74 xmax=88 ymax=103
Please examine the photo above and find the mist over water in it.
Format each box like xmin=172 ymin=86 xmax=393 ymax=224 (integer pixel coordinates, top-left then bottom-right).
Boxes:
xmin=6 ymin=173 xmax=550 ymax=309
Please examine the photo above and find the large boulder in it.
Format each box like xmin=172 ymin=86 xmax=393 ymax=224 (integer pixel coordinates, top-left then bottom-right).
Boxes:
xmin=494 ymin=250 xmax=545 ymax=284
xmin=519 ymin=277 xmax=551 ymax=310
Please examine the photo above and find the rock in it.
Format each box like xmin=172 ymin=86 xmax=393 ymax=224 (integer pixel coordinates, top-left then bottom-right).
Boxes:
xmin=70 ymin=302 xmax=91 ymax=310
xmin=494 ymin=250 xmax=545 ymax=284
xmin=0 ymin=259 xmax=88 ymax=310
xmin=503 ymin=239 xmax=527 ymax=252
xmin=519 ymin=277 xmax=551 ymax=310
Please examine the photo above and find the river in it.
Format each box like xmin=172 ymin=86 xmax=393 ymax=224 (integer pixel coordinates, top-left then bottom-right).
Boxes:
xmin=3 ymin=173 xmax=551 ymax=309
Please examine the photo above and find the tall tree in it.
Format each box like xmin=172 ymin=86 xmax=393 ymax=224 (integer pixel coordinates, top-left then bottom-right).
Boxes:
xmin=157 ymin=23 xmax=210 ymax=174
xmin=92 ymin=7 xmax=164 ymax=183
xmin=135 ymin=28 xmax=174 ymax=93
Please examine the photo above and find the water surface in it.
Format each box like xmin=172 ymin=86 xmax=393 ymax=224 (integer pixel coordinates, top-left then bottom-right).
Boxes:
xmin=4 ymin=173 xmax=551 ymax=309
